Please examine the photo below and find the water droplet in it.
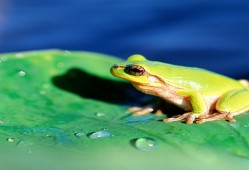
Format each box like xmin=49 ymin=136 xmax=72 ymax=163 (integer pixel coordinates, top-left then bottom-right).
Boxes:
xmin=7 ymin=138 xmax=15 ymax=142
xmin=42 ymin=83 xmax=50 ymax=89
xmin=43 ymin=135 xmax=56 ymax=145
xmin=0 ymin=56 xmax=8 ymax=61
xmin=64 ymin=50 xmax=72 ymax=55
xmin=40 ymin=90 xmax=46 ymax=95
xmin=133 ymin=137 xmax=157 ymax=152
xmin=16 ymin=140 xmax=33 ymax=148
xmin=124 ymin=115 xmax=154 ymax=122
xmin=95 ymin=112 xmax=105 ymax=117
xmin=229 ymin=123 xmax=240 ymax=128
xmin=18 ymin=71 xmax=26 ymax=77
xmin=56 ymin=62 xmax=65 ymax=68
xmin=74 ymin=132 xmax=85 ymax=137
xmin=16 ymin=53 xmax=24 ymax=58
xmin=244 ymin=124 xmax=249 ymax=128
xmin=39 ymin=83 xmax=49 ymax=95
xmin=87 ymin=130 xmax=112 ymax=139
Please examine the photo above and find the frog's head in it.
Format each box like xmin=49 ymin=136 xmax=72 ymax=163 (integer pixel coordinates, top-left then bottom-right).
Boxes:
xmin=110 ymin=55 xmax=166 ymax=88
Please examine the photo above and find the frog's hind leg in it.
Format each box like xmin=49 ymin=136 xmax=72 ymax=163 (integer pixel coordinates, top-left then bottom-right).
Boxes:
xmin=163 ymin=89 xmax=209 ymax=124
xmin=239 ymin=79 xmax=249 ymax=87
xmin=196 ymin=89 xmax=249 ymax=124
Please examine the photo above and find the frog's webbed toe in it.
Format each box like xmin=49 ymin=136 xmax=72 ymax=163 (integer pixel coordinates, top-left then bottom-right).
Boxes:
xmin=163 ymin=112 xmax=207 ymax=124
xmin=163 ymin=111 xmax=239 ymax=124
xmin=194 ymin=112 xmax=232 ymax=124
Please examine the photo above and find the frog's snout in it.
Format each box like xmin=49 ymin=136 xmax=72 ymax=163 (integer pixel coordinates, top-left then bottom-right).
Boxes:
xmin=111 ymin=65 xmax=125 ymax=70
xmin=110 ymin=64 xmax=125 ymax=76
xmin=110 ymin=64 xmax=119 ymax=75
xmin=112 ymin=64 xmax=119 ymax=69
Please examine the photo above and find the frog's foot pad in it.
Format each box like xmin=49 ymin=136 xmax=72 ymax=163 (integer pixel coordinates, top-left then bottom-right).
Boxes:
xmin=196 ymin=112 xmax=235 ymax=124
xmin=163 ymin=112 xmax=235 ymax=124
xmin=163 ymin=112 xmax=206 ymax=124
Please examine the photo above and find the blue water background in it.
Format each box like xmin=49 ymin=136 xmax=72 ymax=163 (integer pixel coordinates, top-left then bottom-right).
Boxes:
xmin=0 ymin=0 xmax=248 ymax=78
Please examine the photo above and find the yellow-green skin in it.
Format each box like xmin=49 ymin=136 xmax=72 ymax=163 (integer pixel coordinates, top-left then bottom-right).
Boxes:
xmin=110 ymin=55 xmax=249 ymax=124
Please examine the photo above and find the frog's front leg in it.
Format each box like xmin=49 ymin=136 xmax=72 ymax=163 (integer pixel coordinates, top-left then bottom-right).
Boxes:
xmin=163 ymin=89 xmax=208 ymax=124
xmin=128 ymin=102 xmax=164 ymax=116
xmin=197 ymin=89 xmax=249 ymax=124
xmin=128 ymin=106 xmax=154 ymax=116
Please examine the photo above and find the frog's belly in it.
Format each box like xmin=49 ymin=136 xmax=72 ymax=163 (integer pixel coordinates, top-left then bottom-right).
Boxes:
xmin=131 ymin=83 xmax=219 ymax=112
xmin=165 ymin=96 xmax=219 ymax=112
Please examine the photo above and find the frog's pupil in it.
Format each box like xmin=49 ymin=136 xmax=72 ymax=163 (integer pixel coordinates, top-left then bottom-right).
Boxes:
xmin=132 ymin=68 xmax=140 ymax=72
xmin=125 ymin=65 xmax=145 ymax=76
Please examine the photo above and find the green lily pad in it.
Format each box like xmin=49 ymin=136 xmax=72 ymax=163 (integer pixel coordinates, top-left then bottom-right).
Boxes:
xmin=0 ymin=50 xmax=249 ymax=170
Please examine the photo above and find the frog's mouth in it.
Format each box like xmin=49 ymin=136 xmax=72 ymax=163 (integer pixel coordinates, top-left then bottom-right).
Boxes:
xmin=111 ymin=64 xmax=166 ymax=87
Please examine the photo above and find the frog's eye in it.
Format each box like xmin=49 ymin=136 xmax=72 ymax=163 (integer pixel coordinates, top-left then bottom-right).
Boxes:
xmin=125 ymin=65 xmax=145 ymax=76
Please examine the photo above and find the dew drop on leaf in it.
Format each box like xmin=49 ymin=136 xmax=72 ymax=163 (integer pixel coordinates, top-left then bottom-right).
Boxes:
xmin=95 ymin=112 xmax=105 ymax=117
xmin=133 ymin=137 xmax=157 ymax=152
xmin=56 ymin=62 xmax=65 ymax=68
xmin=18 ymin=71 xmax=26 ymax=77
xmin=123 ymin=115 xmax=154 ymax=122
xmin=42 ymin=83 xmax=50 ymax=89
xmin=0 ymin=56 xmax=8 ymax=62
xmin=7 ymin=138 xmax=15 ymax=142
xmin=40 ymin=90 xmax=47 ymax=95
xmin=229 ymin=123 xmax=240 ymax=128
xmin=74 ymin=132 xmax=85 ymax=137
xmin=64 ymin=50 xmax=72 ymax=55
xmin=16 ymin=140 xmax=33 ymax=148
xmin=244 ymin=124 xmax=249 ymax=128
xmin=43 ymin=135 xmax=57 ymax=145
xmin=15 ymin=53 xmax=24 ymax=58
xmin=87 ymin=130 xmax=112 ymax=139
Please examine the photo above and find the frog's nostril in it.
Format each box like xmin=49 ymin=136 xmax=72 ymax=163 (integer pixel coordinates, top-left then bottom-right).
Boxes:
xmin=113 ymin=65 xmax=119 ymax=69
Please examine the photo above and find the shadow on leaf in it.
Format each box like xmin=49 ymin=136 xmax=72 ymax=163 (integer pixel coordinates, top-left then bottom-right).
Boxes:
xmin=52 ymin=68 xmax=150 ymax=105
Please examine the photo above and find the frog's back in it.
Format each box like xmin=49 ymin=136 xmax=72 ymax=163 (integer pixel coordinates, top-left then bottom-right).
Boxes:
xmin=143 ymin=61 xmax=245 ymax=95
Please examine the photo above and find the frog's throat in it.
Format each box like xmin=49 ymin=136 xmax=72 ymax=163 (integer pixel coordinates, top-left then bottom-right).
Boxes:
xmin=131 ymin=73 xmax=182 ymax=97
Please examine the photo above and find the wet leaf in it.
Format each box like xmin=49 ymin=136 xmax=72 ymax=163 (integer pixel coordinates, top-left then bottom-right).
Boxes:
xmin=0 ymin=50 xmax=248 ymax=170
